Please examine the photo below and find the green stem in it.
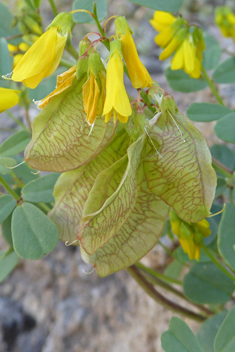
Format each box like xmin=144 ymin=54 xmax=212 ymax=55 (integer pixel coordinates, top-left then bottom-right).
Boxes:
xmin=212 ymin=157 xmax=233 ymax=178
xmin=48 ymin=0 xmax=58 ymax=16
xmin=126 ymin=265 xmax=206 ymax=322
xmin=38 ymin=202 xmax=51 ymax=213
xmin=60 ymin=58 xmax=75 ymax=69
xmin=5 ymin=111 xmax=28 ymax=131
xmin=0 ymin=175 xmax=20 ymax=200
xmin=65 ymin=43 xmax=79 ymax=60
xmin=142 ymin=271 xmax=213 ymax=316
xmin=93 ymin=3 xmax=110 ymax=51
xmin=202 ymin=243 xmax=235 ymax=281
xmin=10 ymin=171 xmax=24 ymax=188
xmin=136 ymin=262 xmax=182 ymax=285
xmin=201 ymin=65 xmax=224 ymax=105
xmin=158 ymin=240 xmax=190 ymax=268
xmin=25 ymin=108 xmax=32 ymax=131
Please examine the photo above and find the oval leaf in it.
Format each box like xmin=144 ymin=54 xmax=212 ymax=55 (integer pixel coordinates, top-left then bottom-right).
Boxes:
xmin=214 ymin=112 xmax=235 ymax=144
xmin=202 ymin=34 xmax=221 ymax=70
xmin=128 ymin=0 xmax=183 ymax=12
xmin=183 ymin=262 xmax=234 ymax=304
xmin=0 ymin=37 xmax=13 ymax=77
xmin=165 ymin=67 xmax=208 ymax=93
xmin=0 ymin=3 xmax=21 ymax=45
xmin=213 ymin=57 xmax=235 ymax=84
xmin=0 ymin=157 xmax=16 ymax=175
xmin=0 ymin=250 xmax=19 ymax=283
xmin=218 ymin=203 xmax=235 ymax=270
xmin=12 ymin=203 xmax=59 ymax=260
xmin=0 ymin=131 xmax=30 ymax=157
xmin=187 ymin=103 xmax=231 ymax=122
xmin=161 ymin=317 xmax=203 ymax=352
xmin=1 ymin=214 xmax=13 ymax=246
xmin=197 ymin=311 xmax=228 ymax=352
xmin=72 ymin=0 xmax=107 ymax=23
xmin=214 ymin=306 xmax=235 ymax=352
xmin=22 ymin=172 xmax=60 ymax=203
xmin=0 ymin=194 xmax=16 ymax=223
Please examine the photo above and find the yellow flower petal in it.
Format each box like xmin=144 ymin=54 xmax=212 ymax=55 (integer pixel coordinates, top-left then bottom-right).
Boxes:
xmin=83 ymin=71 xmax=101 ymax=125
xmin=159 ymin=37 xmax=181 ymax=60
xmin=171 ymin=43 xmax=184 ymax=70
xmin=150 ymin=11 xmax=176 ymax=32
xmin=183 ymin=37 xmax=195 ymax=74
xmin=0 ymin=88 xmax=20 ymax=113
xmin=155 ymin=26 xmax=175 ymax=48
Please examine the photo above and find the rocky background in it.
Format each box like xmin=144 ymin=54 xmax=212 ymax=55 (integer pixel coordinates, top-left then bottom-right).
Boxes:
xmin=1 ymin=0 xmax=235 ymax=351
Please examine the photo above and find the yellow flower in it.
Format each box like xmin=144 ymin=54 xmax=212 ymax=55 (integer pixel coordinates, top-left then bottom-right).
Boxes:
xmin=9 ymin=27 xmax=67 ymax=89
xmin=82 ymin=51 xmax=106 ymax=125
xmin=35 ymin=65 xmax=77 ymax=109
xmin=0 ymin=88 xmax=20 ymax=113
xmin=169 ymin=209 xmax=211 ymax=260
xmin=150 ymin=11 xmax=205 ymax=78
xmin=115 ymin=16 xmax=153 ymax=89
xmin=149 ymin=11 xmax=176 ymax=32
xmin=103 ymin=40 xmax=132 ymax=123
xmin=215 ymin=6 xmax=235 ymax=41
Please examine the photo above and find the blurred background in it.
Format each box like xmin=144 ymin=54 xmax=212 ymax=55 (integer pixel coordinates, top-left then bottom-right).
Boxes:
xmin=0 ymin=0 xmax=235 ymax=351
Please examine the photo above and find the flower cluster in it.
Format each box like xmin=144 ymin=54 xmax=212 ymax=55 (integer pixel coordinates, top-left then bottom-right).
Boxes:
xmin=215 ymin=6 xmax=235 ymax=41
xmin=150 ymin=11 xmax=205 ymax=78
xmin=169 ymin=209 xmax=211 ymax=260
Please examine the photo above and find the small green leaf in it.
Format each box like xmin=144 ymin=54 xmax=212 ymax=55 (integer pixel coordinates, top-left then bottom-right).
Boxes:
xmin=1 ymin=214 xmax=13 ymax=246
xmin=22 ymin=172 xmax=60 ymax=203
xmin=213 ymin=57 xmax=235 ymax=84
xmin=12 ymin=203 xmax=59 ymax=260
xmin=218 ymin=204 xmax=235 ymax=270
xmin=0 ymin=38 xmax=13 ymax=77
xmin=210 ymin=145 xmax=235 ymax=172
xmin=203 ymin=34 xmax=221 ymax=70
xmin=0 ymin=250 xmax=19 ymax=283
xmin=183 ymin=262 xmax=234 ymax=304
xmin=0 ymin=157 xmax=16 ymax=175
xmin=161 ymin=317 xmax=203 ymax=352
xmin=187 ymin=103 xmax=231 ymax=122
xmin=214 ymin=112 xmax=235 ymax=144
xmin=0 ymin=131 xmax=30 ymax=157
xmin=164 ymin=260 xmax=183 ymax=279
xmin=215 ymin=177 xmax=227 ymax=197
xmin=165 ymin=67 xmax=208 ymax=93
xmin=72 ymin=0 xmax=107 ymax=23
xmin=0 ymin=3 xmax=21 ymax=45
xmin=214 ymin=306 xmax=235 ymax=352
xmin=128 ymin=0 xmax=183 ymax=12
xmin=0 ymin=194 xmax=16 ymax=224
xmin=13 ymin=156 xmax=40 ymax=184
xmin=197 ymin=311 xmax=228 ymax=352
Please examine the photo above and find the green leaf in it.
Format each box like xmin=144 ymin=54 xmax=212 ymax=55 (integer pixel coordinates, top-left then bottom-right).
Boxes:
xmin=210 ymin=145 xmax=235 ymax=172
xmin=214 ymin=112 xmax=235 ymax=144
xmin=49 ymin=130 xmax=130 ymax=244
xmin=12 ymin=203 xmax=59 ymax=260
xmin=183 ymin=262 xmax=234 ymax=304
xmin=144 ymin=110 xmax=216 ymax=222
xmin=164 ymin=260 xmax=183 ymax=279
xmin=127 ymin=0 xmax=183 ymax=12
xmin=1 ymin=214 xmax=13 ymax=246
xmin=22 ymin=172 xmax=60 ymax=203
xmin=72 ymin=0 xmax=107 ymax=23
xmin=203 ymin=34 xmax=221 ymax=70
xmin=0 ymin=3 xmax=21 ymax=45
xmin=214 ymin=306 xmax=235 ymax=352
xmin=175 ymin=246 xmax=212 ymax=264
xmin=165 ymin=67 xmax=208 ymax=93
xmin=0 ymin=131 xmax=30 ymax=157
xmin=161 ymin=317 xmax=203 ymax=352
xmin=13 ymin=156 xmax=40 ymax=184
xmin=0 ymin=38 xmax=13 ymax=77
xmin=0 ymin=157 xmax=16 ymax=175
xmin=213 ymin=57 xmax=235 ymax=84
xmin=215 ymin=177 xmax=227 ymax=197
xmin=197 ymin=311 xmax=228 ymax=352
xmin=0 ymin=194 xmax=16 ymax=224
xmin=25 ymin=77 xmax=117 ymax=172
xmin=187 ymin=103 xmax=231 ymax=122
xmin=218 ymin=204 xmax=235 ymax=270
xmin=0 ymin=250 xmax=19 ymax=283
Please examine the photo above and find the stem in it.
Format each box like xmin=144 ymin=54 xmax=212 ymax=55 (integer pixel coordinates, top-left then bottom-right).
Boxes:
xmin=48 ymin=0 xmax=58 ymax=16
xmin=93 ymin=3 xmax=110 ymax=51
xmin=229 ymin=188 xmax=234 ymax=205
xmin=142 ymin=271 xmax=213 ymax=316
xmin=6 ymin=33 xmax=23 ymax=41
xmin=212 ymin=157 xmax=233 ymax=177
xmin=201 ymin=243 xmax=235 ymax=281
xmin=60 ymin=58 xmax=75 ymax=69
xmin=201 ymin=65 xmax=224 ymax=105
xmin=38 ymin=202 xmax=51 ymax=213
xmin=158 ymin=240 xmax=190 ymax=268
xmin=5 ymin=111 xmax=28 ymax=131
xmin=126 ymin=265 xmax=206 ymax=322
xmin=65 ymin=43 xmax=79 ymax=60
xmin=0 ymin=175 xmax=20 ymax=200
xmin=136 ymin=262 xmax=182 ymax=286
xmin=10 ymin=171 xmax=24 ymax=188
xmin=25 ymin=108 xmax=32 ymax=131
